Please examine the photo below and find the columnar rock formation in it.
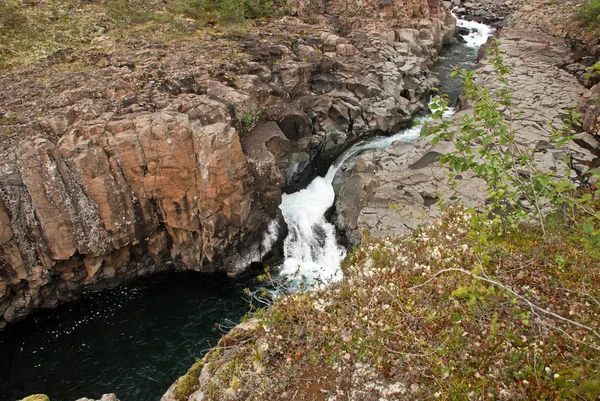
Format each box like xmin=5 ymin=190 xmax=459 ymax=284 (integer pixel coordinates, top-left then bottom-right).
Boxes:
xmin=288 ymin=0 xmax=451 ymax=28
xmin=0 ymin=0 xmax=456 ymax=328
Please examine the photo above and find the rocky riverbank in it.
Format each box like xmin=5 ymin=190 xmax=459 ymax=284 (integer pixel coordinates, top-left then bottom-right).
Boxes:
xmin=333 ymin=0 xmax=600 ymax=244
xmin=456 ymin=0 xmax=600 ymax=57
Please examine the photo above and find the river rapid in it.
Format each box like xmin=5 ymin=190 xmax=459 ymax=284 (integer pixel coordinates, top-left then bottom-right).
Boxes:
xmin=277 ymin=14 xmax=494 ymax=285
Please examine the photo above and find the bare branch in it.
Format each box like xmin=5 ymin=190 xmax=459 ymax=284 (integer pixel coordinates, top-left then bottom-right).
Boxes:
xmin=410 ymin=268 xmax=600 ymax=342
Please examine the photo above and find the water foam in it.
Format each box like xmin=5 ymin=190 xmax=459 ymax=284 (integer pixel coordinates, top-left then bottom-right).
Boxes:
xmin=279 ymin=176 xmax=343 ymax=284
xmin=277 ymin=116 xmax=443 ymax=285
xmin=454 ymin=12 xmax=496 ymax=48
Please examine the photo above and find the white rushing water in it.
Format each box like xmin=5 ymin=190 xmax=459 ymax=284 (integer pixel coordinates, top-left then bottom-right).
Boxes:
xmin=277 ymin=13 xmax=493 ymax=285
xmin=454 ymin=12 xmax=496 ymax=48
xmin=278 ymin=122 xmax=428 ymax=284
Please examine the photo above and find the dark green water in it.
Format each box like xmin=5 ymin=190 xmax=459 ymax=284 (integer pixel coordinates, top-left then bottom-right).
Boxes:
xmin=0 ymin=272 xmax=254 ymax=401
xmin=430 ymin=44 xmax=479 ymax=106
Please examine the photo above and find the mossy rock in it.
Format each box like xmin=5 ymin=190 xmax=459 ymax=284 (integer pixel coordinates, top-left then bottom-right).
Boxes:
xmin=174 ymin=360 xmax=204 ymax=401
xmin=22 ymin=395 xmax=50 ymax=401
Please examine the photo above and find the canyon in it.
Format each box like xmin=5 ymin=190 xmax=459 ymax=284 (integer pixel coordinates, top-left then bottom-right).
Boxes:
xmin=1 ymin=0 xmax=599 ymax=400
xmin=0 ymin=0 xmax=456 ymax=330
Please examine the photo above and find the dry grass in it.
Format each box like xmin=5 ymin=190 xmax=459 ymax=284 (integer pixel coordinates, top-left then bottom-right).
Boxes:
xmin=0 ymin=0 xmax=185 ymax=68
xmin=0 ymin=0 xmax=284 ymax=70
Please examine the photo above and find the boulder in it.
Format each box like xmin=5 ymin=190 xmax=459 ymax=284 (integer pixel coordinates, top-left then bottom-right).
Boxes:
xmin=21 ymin=396 xmax=50 ymax=401
xmin=75 ymin=394 xmax=120 ymax=401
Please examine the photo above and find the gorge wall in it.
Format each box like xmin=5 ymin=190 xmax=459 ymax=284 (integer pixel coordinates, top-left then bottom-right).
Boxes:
xmin=332 ymin=0 xmax=600 ymax=245
xmin=0 ymin=0 xmax=456 ymax=328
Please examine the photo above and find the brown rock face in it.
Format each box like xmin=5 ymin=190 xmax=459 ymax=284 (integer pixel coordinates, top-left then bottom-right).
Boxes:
xmin=0 ymin=111 xmax=274 ymax=328
xmin=289 ymin=0 xmax=451 ymax=29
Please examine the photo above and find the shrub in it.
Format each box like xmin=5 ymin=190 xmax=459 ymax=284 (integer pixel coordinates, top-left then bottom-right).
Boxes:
xmin=576 ymin=0 xmax=600 ymax=26
xmin=423 ymin=39 xmax=600 ymax=254
xmin=107 ymin=0 xmax=171 ymax=27
xmin=240 ymin=104 xmax=261 ymax=134
xmin=172 ymin=0 xmax=286 ymax=25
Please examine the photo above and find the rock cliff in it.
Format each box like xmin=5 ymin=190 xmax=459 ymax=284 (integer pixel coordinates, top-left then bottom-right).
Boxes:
xmin=0 ymin=0 xmax=455 ymax=328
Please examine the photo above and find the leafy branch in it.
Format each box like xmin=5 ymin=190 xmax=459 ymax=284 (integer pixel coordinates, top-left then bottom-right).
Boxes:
xmin=423 ymin=38 xmax=600 ymax=254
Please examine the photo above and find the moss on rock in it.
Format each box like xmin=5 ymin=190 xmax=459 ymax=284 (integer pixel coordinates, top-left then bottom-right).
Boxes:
xmin=174 ymin=360 xmax=204 ymax=401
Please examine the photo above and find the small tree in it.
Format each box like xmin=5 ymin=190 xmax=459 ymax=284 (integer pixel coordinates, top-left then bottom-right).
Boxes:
xmin=423 ymin=39 xmax=600 ymax=255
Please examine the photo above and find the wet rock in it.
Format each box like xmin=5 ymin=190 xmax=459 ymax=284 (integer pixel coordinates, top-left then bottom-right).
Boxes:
xmin=75 ymin=394 xmax=120 ymax=401
xmin=21 ymin=396 xmax=50 ymax=401
xmin=458 ymin=0 xmax=515 ymax=27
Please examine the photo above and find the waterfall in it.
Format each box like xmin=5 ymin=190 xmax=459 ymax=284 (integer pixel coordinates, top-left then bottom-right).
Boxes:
xmin=278 ymin=121 xmax=431 ymax=284
xmin=277 ymin=13 xmax=493 ymax=285
xmin=454 ymin=12 xmax=496 ymax=48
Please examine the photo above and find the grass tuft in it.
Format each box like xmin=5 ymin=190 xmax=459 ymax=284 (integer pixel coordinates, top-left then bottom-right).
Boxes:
xmin=577 ymin=0 xmax=600 ymax=27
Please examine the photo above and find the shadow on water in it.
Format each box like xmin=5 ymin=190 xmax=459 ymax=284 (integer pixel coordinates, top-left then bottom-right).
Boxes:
xmin=430 ymin=14 xmax=496 ymax=105
xmin=0 ymin=272 xmax=256 ymax=401
xmin=430 ymin=43 xmax=480 ymax=106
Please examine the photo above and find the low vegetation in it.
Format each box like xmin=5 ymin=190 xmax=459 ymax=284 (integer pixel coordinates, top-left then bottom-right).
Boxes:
xmin=191 ymin=206 xmax=600 ymax=400
xmin=577 ymin=0 xmax=600 ymax=26
xmin=183 ymin=40 xmax=600 ymax=400
xmin=172 ymin=0 xmax=287 ymax=24
xmin=0 ymin=0 xmax=287 ymax=69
